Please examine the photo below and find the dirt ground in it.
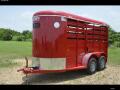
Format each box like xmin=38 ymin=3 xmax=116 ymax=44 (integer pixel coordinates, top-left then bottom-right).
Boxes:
xmin=0 ymin=59 xmax=120 ymax=85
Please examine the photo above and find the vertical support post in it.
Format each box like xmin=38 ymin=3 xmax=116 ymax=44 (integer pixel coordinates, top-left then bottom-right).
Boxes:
xmin=93 ymin=24 xmax=94 ymax=52
xmin=85 ymin=24 xmax=88 ymax=53
xmin=106 ymin=26 xmax=108 ymax=58
xmin=25 ymin=57 xmax=28 ymax=68
xmin=25 ymin=57 xmax=29 ymax=85
xmin=100 ymin=25 xmax=102 ymax=51
xmin=83 ymin=24 xmax=85 ymax=53
xmin=76 ymin=20 xmax=79 ymax=66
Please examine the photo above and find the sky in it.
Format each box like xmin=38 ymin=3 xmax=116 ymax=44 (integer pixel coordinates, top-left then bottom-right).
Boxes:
xmin=0 ymin=6 xmax=120 ymax=32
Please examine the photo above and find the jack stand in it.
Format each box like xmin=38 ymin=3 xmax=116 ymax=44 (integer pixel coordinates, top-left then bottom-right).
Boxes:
xmin=25 ymin=57 xmax=29 ymax=85
xmin=25 ymin=74 xmax=29 ymax=85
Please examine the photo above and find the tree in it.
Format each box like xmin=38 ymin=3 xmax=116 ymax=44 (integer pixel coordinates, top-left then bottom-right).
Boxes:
xmin=0 ymin=28 xmax=21 ymax=41
xmin=2 ymin=31 xmax=13 ymax=41
xmin=16 ymin=35 xmax=26 ymax=41
xmin=22 ymin=30 xmax=32 ymax=41
xmin=108 ymin=27 xmax=115 ymax=45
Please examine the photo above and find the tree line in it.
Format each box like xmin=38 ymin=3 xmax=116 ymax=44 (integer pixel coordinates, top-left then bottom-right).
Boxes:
xmin=0 ymin=27 xmax=120 ymax=47
xmin=109 ymin=27 xmax=120 ymax=47
xmin=0 ymin=28 xmax=32 ymax=41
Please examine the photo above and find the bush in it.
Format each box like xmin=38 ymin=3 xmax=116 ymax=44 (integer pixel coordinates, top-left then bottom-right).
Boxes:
xmin=22 ymin=30 xmax=32 ymax=39
xmin=2 ymin=32 xmax=13 ymax=41
xmin=114 ymin=42 xmax=120 ymax=48
xmin=16 ymin=35 xmax=26 ymax=41
xmin=12 ymin=36 xmax=17 ymax=41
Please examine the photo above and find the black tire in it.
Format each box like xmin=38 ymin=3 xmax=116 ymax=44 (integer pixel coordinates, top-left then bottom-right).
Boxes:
xmin=87 ymin=57 xmax=97 ymax=75
xmin=97 ymin=56 xmax=106 ymax=71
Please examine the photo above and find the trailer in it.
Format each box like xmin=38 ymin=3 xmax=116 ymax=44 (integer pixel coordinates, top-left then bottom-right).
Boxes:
xmin=18 ymin=11 xmax=109 ymax=75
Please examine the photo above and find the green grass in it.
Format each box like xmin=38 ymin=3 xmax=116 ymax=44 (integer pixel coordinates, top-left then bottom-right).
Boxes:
xmin=108 ymin=47 xmax=120 ymax=65
xmin=0 ymin=41 xmax=32 ymax=67
xmin=0 ymin=59 xmax=21 ymax=68
xmin=0 ymin=40 xmax=120 ymax=68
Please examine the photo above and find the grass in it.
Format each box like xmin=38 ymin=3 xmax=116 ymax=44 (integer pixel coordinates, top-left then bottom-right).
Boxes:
xmin=0 ymin=41 xmax=32 ymax=68
xmin=108 ymin=47 xmax=120 ymax=65
xmin=0 ymin=59 xmax=21 ymax=68
xmin=0 ymin=40 xmax=120 ymax=68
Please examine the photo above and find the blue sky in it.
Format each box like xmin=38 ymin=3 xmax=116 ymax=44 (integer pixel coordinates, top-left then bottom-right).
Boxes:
xmin=0 ymin=6 xmax=120 ymax=32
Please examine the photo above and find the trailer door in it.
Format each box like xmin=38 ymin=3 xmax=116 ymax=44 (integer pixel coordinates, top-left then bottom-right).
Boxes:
xmin=66 ymin=26 xmax=77 ymax=68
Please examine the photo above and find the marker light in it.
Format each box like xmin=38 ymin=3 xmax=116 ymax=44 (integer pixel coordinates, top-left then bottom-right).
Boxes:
xmin=33 ymin=16 xmax=40 ymax=21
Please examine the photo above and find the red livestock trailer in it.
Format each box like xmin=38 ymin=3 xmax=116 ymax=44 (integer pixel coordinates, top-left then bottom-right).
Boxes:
xmin=18 ymin=11 xmax=109 ymax=75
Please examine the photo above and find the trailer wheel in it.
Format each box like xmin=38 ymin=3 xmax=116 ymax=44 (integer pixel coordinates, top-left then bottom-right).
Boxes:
xmin=97 ymin=56 xmax=106 ymax=71
xmin=87 ymin=57 xmax=97 ymax=75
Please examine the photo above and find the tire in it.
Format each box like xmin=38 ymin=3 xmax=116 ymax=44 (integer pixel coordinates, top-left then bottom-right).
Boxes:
xmin=87 ymin=57 xmax=97 ymax=75
xmin=97 ymin=56 xmax=106 ymax=71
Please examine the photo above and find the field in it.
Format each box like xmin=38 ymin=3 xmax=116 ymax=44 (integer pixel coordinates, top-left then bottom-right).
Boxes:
xmin=0 ymin=41 xmax=120 ymax=84
xmin=0 ymin=41 xmax=32 ymax=67
xmin=108 ymin=47 xmax=120 ymax=65
xmin=0 ymin=41 xmax=120 ymax=68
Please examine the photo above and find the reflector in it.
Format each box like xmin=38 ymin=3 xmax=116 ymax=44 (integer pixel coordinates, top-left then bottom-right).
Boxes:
xmin=54 ymin=22 xmax=60 ymax=29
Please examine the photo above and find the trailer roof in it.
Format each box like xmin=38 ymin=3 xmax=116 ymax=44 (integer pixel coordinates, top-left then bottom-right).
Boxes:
xmin=34 ymin=11 xmax=108 ymax=26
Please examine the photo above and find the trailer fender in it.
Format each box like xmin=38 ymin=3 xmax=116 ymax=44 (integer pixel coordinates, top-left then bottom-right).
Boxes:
xmin=81 ymin=52 xmax=105 ymax=68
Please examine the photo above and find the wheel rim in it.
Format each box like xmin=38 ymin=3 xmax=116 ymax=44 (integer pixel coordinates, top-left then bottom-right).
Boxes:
xmin=100 ymin=58 xmax=105 ymax=69
xmin=90 ymin=61 xmax=96 ymax=72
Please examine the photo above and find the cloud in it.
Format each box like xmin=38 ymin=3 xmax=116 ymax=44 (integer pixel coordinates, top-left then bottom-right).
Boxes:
xmin=21 ymin=11 xmax=34 ymax=19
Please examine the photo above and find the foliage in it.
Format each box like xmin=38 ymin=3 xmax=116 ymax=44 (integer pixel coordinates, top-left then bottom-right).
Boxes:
xmin=114 ymin=41 xmax=120 ymax=48
xmin=22 ymin=30 xmax=32 ymax=41
xmin=0 ymin=28 xmax=32 ymax=41
xmin=0 ymin=26 xmax=120 ymax=47
xmin=2 ymin=31 xmax=13 ymax=41
xmin=108 ymin=26 xmax=120 ymax=47
xmin=16 ymin=35 xmax=26 ymax=41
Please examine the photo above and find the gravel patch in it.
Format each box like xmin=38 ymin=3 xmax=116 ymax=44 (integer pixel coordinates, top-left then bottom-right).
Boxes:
xmin=0 ymin=59 xmax=120 ymax=85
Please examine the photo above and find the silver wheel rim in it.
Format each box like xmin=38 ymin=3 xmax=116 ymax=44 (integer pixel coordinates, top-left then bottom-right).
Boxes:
xmin=90 ymin=61 xmax=96 ymax=72
xmin=100 ymin=58 xmax=105 ymax=69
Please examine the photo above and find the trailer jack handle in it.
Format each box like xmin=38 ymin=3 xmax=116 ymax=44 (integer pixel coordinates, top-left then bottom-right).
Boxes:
xmin=17 ymin=57 xmax=28 ymax=72
xmin=25 ymin=57 xmax=28 ymax=68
